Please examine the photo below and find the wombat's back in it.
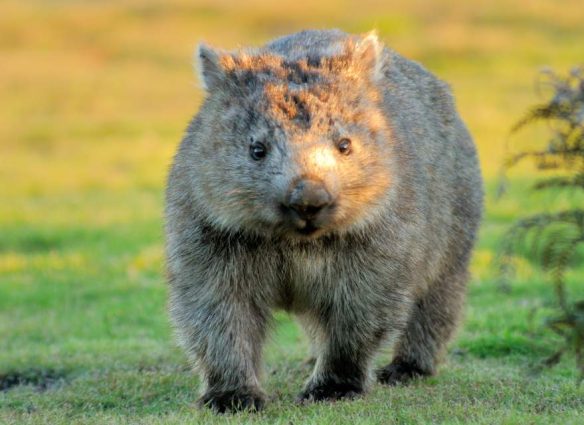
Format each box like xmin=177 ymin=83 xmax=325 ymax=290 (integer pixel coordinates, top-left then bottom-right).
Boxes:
xmin=383 ymin=49 xmax=483 ymax=277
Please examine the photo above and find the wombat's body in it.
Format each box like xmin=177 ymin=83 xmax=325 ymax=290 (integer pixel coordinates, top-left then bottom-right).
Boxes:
xmin=165 ymin=29 xmax=482 ymax=412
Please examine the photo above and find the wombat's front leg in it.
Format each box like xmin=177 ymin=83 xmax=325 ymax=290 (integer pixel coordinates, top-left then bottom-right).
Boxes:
xmin=297 ymin=307 xmax=389 ymax=403
xmin=378 ymin=268 xmax=467 ymax=385
xmin=169 ymin=275 xmax=270 ymax=413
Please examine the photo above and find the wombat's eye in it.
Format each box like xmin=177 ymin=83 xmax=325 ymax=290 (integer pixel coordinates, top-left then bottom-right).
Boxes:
xmin=337 ymin=138 xmax=352 ymax=155
xmin=250 ymin=141 xmax=267 ymax=161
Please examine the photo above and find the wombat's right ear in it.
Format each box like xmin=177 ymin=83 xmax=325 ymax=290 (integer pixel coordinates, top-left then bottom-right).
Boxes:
xmin=196 ymin=43 xmax=227 ymax=92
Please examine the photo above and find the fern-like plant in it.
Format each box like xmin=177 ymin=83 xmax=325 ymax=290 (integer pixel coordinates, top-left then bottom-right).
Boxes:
xmin=498 ymin=67 xmax=584 ymax=381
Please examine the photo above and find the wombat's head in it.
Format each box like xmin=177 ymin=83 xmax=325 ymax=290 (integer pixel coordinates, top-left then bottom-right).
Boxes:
xmin=190 ymin=32 xmax=393 ymax=239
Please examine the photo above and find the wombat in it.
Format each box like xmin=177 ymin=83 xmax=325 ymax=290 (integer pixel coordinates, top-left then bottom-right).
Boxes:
xmin=165 ymin=29 xmax=483 ymax=413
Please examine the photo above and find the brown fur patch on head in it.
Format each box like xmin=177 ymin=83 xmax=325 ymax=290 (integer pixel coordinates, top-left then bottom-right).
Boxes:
xmin=262 ymin=84 xmax=323 ymax=129
xmin=238 ymin=45 xmax=383 ymax=132
xmin=199 ymin=33 xmax=383 ymax=96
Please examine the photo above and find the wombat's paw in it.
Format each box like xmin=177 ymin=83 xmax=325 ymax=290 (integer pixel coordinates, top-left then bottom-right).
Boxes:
xmin=377 ymin=359 xmax=431 ymax=386
xmin=198 ymin=388 xmax=266 ymax=413
xmin=296 ymin=380 xmax=363 ymax=404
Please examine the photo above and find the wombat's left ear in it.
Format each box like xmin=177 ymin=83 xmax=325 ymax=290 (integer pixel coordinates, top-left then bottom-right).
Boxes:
xmin=196 ymin=43 xmax=228 ymax=92
xmin=353 ymin=31 xmax=384 ymax=82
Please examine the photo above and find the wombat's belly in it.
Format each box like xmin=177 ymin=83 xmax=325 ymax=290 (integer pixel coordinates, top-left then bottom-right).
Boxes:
xmin=279 ymin=249 xmax=329 ymax=313
xmin=271 ymin=242 xmax=408 ymax=315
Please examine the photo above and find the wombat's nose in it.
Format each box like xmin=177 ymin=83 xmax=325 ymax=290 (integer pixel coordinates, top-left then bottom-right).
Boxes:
xmin=284 ymin=179 xmax=333 ymax=220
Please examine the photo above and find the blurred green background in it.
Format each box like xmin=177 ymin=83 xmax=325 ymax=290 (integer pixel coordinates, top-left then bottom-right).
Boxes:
xmin=1 ymin=0 xmax=583 ymax=424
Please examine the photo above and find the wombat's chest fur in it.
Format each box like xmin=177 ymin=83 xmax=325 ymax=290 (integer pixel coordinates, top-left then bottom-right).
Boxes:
xmin=165 ymin=29 xmax=482 ymax=413
xmin=196 ymin=220 xmax=412 ymax=314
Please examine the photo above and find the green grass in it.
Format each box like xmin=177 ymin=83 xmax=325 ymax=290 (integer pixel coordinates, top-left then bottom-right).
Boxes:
xmin=2 ymin=0 xmax=584 ymax=423
xmin=1 ymin=185 xmax=583 ymax=424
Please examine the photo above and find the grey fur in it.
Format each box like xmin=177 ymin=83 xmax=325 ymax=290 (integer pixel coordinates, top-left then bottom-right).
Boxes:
xmin=165 ymin=29 xmax=483 ymax=413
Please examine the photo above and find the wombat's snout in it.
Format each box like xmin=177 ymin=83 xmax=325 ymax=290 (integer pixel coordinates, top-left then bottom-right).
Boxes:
xmin=282 ymin=178 xmax=334 ymax=224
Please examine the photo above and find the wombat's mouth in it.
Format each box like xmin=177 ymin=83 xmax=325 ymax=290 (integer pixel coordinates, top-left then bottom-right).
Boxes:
xmin=280 ymin=209 xmax=331 ymax=237
xmin=295 ymin=221 xmax=320 ymax=236
xmin=285 ymin=216 xmax=333 ymax=238
xmin=278 ymin=200 xmax=337 ymax=238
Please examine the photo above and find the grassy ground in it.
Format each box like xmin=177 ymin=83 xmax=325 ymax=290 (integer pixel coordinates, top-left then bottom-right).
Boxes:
xmin=1 ymin=0 xmax=584 ymax=423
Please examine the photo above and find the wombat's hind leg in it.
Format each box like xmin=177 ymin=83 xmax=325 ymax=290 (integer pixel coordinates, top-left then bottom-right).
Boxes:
xmin=378 ymin=269 xmax=467 ymax=385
